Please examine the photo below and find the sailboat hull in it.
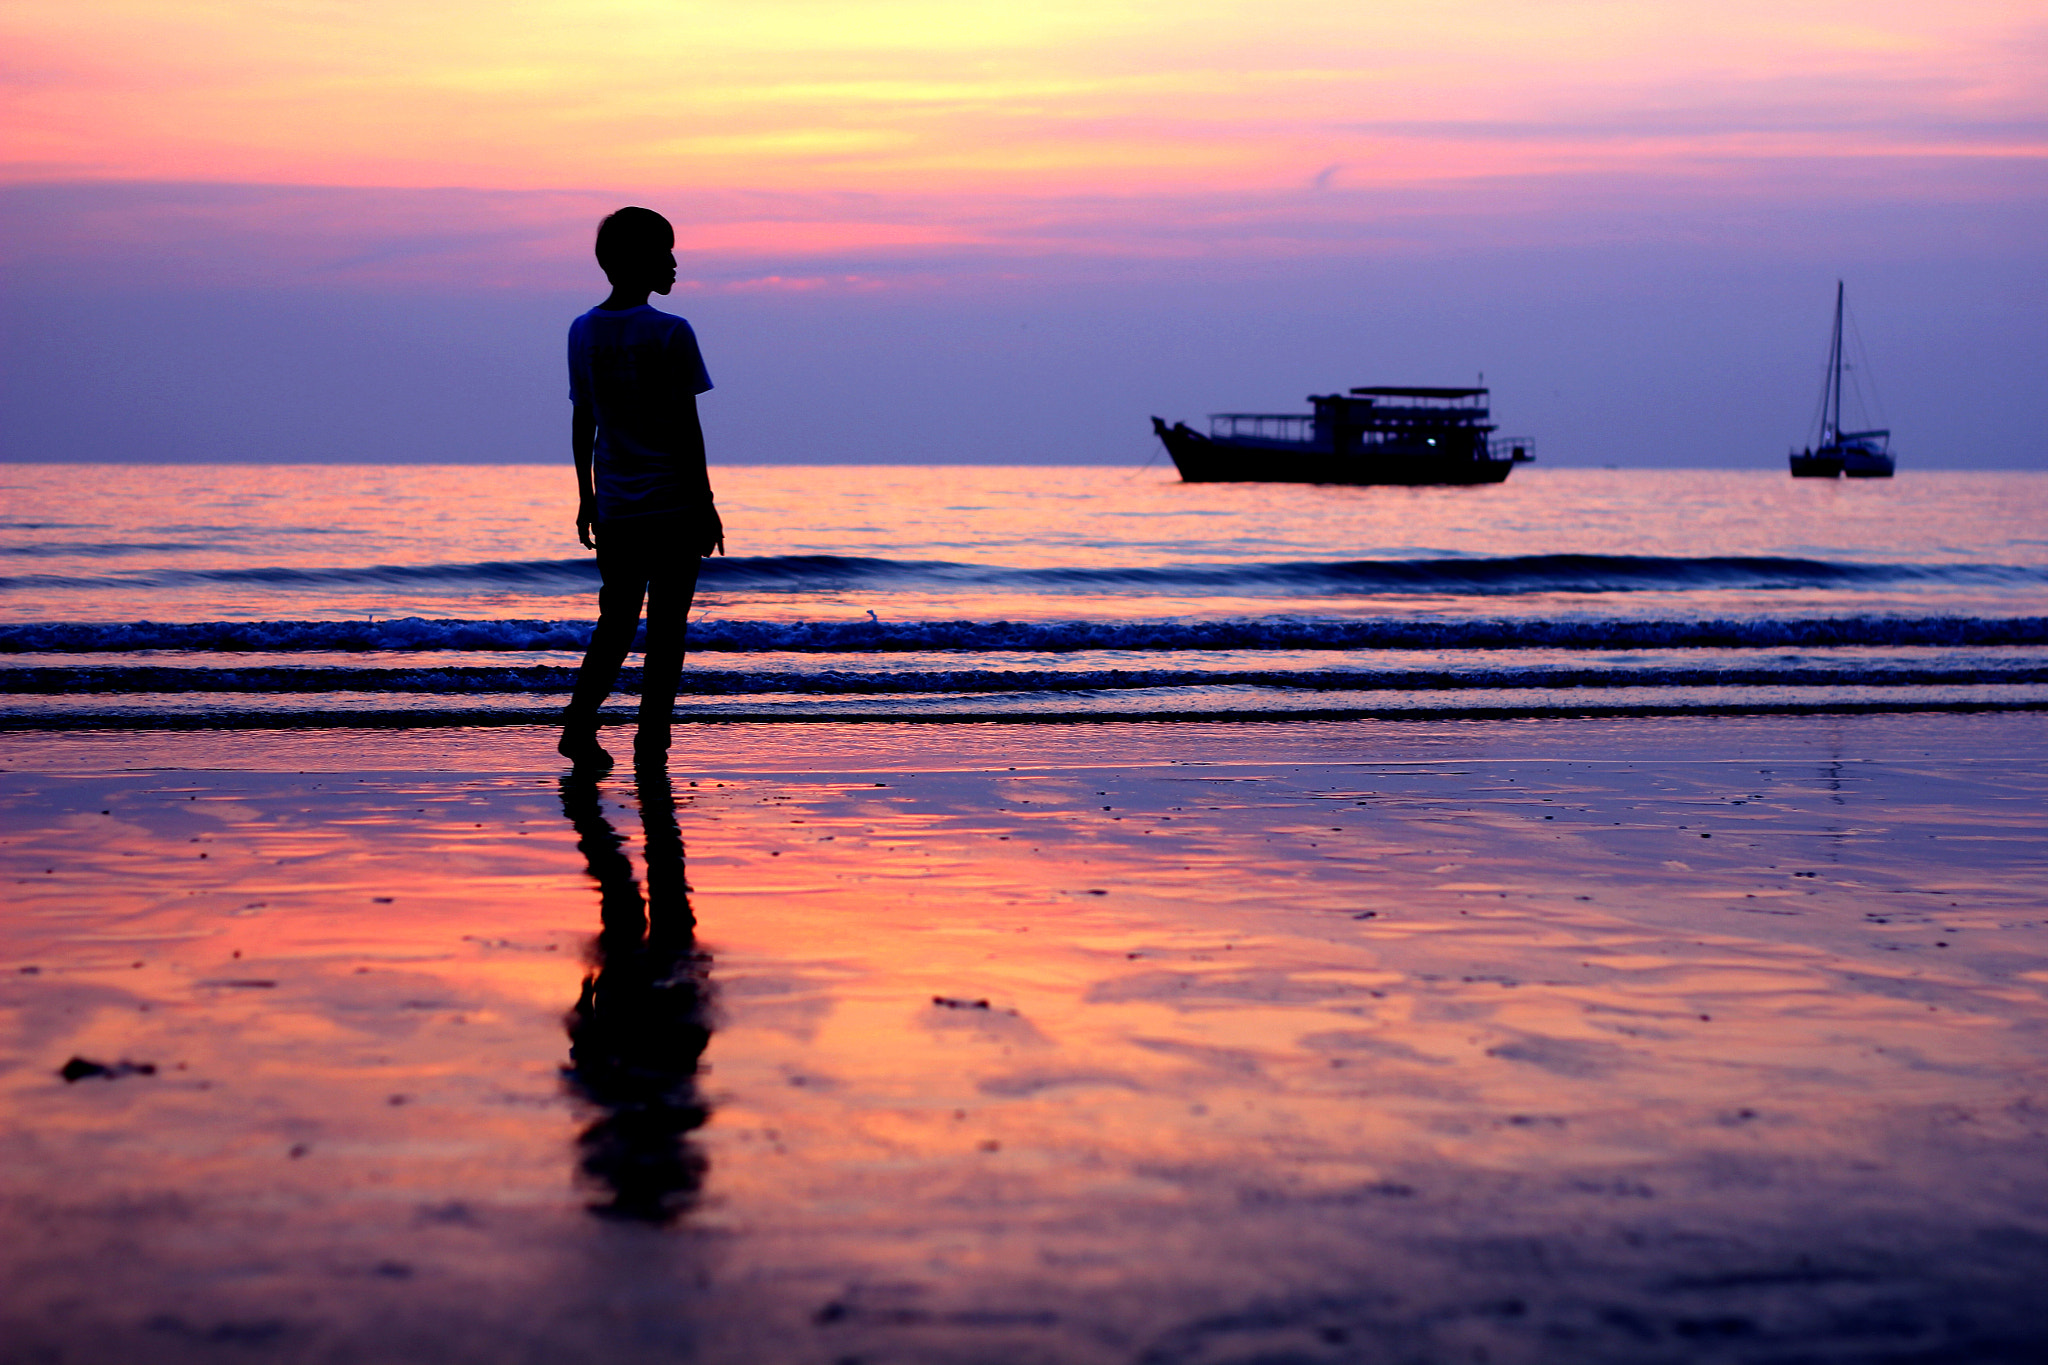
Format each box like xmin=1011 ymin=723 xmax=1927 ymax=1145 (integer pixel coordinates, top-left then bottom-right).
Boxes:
xmin=1790 ymin=444 xmax=1893 ymax=479
xmin=1789 ymin=451 xmax=1842 ymax=478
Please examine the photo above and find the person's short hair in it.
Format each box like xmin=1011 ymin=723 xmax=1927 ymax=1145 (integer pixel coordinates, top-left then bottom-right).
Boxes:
xmin=595 ymin=207 xmax=674 ymax=282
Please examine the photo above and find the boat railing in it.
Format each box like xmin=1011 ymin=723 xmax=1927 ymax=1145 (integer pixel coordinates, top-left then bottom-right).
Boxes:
xmin=1489 ymin=436 xmax=1536 ymax=461
xmin=1350 ymin=405 xmax=1490 ymax=425
xmin=1209 ymin=413 xmax=1315 ymax=442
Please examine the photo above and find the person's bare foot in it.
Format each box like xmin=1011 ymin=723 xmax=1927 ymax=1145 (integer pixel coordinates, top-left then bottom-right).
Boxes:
xmin=559 ymin=728 xmax=614 ymax=773
xmin=633 ymin=727 xmax=671 ymax=770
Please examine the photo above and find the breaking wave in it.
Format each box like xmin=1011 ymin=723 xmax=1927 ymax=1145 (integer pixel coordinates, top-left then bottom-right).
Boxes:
xmin=6 ymin=615 xmax=2047 ymax=656
xmin=4 ymin=552 xmax=2043 ymax=598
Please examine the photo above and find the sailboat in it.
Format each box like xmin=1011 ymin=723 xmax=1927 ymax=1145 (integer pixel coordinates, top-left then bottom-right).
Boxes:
xmin=1789 ymin=281 xmax=1895 ymax=478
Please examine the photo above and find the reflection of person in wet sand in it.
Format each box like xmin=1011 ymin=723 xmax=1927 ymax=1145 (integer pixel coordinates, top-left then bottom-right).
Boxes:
xmin=559 ymin=765 xmax=713 ymax=1224
xmin=558 ymin=205 xmax=725 ymax=773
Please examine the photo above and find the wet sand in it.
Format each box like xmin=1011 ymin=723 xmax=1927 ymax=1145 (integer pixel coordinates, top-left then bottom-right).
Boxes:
xmin=4 ymin=714 xmax=2047 ymax=1364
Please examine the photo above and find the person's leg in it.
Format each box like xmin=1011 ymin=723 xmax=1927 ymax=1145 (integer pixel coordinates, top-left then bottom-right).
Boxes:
xmin=635 ymin=544 xmax=701 ymax=762
xmin=560 ymin=530 xmax=651 ymax=767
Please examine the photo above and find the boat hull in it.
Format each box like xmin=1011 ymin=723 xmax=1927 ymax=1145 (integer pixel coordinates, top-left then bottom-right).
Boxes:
xmin=1789 ymin=451 xmax=1843 ymax=478
xmin=1789 ymin=444 xmax=1895 ymax=479
xmin=1153 ymin=420 xmax=1518 ymax=486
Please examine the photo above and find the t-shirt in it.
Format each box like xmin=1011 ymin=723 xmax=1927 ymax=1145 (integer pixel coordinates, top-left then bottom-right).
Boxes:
xmin=567 ymin=305 xmax=714 ymax=522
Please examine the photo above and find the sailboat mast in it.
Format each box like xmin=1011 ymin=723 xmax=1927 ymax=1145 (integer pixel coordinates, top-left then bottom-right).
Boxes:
xmin=1826 ymin=280 xmax=1844 ymax=445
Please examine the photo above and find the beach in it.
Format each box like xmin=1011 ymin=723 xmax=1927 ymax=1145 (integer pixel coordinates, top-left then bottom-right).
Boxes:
xmin=6 ymin=711 xmax=2047 ymax=1363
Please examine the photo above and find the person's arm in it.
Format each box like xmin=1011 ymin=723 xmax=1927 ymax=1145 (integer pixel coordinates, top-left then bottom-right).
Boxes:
xmin=572 ymin=400 xmax=598 ymax=549
xmin=676 ymin=392 xmax=724 ymax=556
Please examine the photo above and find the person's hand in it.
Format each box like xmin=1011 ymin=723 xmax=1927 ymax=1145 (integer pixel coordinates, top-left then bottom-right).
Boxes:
xmin=702 ymin=505 xmax=725 ymax=557
xmin=577 ymin=498 xmax=597 ymax=550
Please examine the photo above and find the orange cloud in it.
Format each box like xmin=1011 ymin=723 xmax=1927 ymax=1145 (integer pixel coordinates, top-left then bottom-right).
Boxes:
xmin=4 ymin=0 xmax=2042 ymax=198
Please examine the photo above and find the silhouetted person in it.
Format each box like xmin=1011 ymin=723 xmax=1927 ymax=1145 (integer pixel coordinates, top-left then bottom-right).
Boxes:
xmin=558 ymin=206 xmax=724 ymax=772
xmin=559 ymin=766 xmax=714 ymax=1224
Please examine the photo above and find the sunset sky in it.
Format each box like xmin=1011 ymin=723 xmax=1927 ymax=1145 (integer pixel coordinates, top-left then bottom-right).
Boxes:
xmin=3 ymin=0 xmax=2043 ymax=464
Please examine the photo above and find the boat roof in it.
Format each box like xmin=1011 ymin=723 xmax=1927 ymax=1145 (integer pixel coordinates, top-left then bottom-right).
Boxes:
xmin=1350 ymin=386 xmax=1488 ymax=399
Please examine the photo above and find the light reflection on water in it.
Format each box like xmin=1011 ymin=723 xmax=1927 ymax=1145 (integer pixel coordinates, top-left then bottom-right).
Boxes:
xmin=5 ymin=465 xmax=2045 ymax=722
xmin=2 ymin=465 xmax=2044 ymax=624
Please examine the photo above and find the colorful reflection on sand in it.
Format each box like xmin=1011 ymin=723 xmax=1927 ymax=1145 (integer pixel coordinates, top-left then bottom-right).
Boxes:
xmin=3 ymin=716 xmax=2047 ymax=1361
xmin=558 ymin=769 xmax=714 ymax=1225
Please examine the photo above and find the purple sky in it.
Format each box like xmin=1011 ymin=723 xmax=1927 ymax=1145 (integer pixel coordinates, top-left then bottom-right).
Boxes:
xmin=4 ymin=175 xmax=2040 ymax=468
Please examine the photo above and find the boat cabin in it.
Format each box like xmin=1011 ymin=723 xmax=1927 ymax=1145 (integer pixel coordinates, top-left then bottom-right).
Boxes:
xmin=1208 ymin=386 xmax=1517 ymax=460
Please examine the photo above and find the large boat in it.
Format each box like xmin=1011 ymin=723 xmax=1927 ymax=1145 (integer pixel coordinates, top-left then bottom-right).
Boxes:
xmin=1152 ymin=385 xmax=1534 ymax=485
xmin=1790 ymin=282 xmax=1895 ymax=478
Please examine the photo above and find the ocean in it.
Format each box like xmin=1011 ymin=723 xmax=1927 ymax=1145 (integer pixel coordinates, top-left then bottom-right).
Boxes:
xmin=3 ymin=463 xmax=2045 ymax=725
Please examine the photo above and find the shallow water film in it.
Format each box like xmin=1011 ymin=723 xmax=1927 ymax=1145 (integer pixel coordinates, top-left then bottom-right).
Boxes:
xmin=4 ymin=715 xmax=2047 ymax=1364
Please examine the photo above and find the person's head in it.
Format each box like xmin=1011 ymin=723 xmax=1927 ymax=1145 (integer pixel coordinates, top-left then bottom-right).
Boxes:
xmin=595 ymin=207 xmax=677 ymax=295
